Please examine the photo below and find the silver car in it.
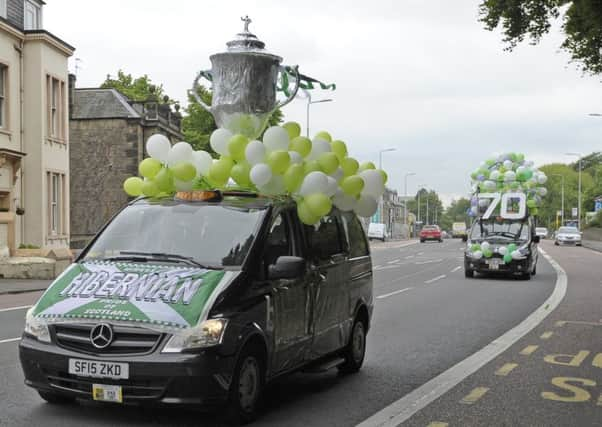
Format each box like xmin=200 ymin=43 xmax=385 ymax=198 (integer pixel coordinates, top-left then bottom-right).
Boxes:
xmin=554 ymin=226 xmax=582 ymax=246
xmin=535 ymin=227 xmax=548 ymax=239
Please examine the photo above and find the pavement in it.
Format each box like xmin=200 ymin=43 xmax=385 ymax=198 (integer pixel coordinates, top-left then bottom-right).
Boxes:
xmin=0 ymin=279 xmax=51 ymax=295
xmin=582 ymin=239 xmax=602 ymax=253
xmin=0 ymin=239 xmax=562 ymax=426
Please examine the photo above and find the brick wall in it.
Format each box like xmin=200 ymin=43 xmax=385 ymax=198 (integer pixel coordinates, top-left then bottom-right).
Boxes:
xmin=69 ymin=119 xmax=140 ymax=247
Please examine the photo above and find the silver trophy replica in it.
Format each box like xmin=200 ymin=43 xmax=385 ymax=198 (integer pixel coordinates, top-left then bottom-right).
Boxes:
xmin=190 ymin=16 xmax=300 ymax=139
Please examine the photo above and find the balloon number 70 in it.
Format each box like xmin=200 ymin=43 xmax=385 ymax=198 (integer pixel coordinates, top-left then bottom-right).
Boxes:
xmin=479 ymin=192 xmax=527 ymax=220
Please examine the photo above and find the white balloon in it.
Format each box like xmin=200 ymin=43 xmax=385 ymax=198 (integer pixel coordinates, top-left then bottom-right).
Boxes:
xmin=210 ymin=128 xmax=233 ymax=156
xmin=299 ymin=171 xmax=328 ymax=196
xmin=263 ymin=126 xmax=290 ymax=152
xmin=258 ymin=175 xmax=285 ymax=195
xmin=146 ymin=134 xmax=171 ymax=162
xmin=330 ymin=167 xmax=344 ymax=182
xmin=537 ymin=174 xmax=548 ymax=184
xmin=192 ymin=150 xmax=213 ymax=176
xmin=538 ymin=187 xmax=548 ymax=196
xmin=504 ymin=171 xmax=516 ymax=182
xmin=503 ymin=160 xmax=513 ymax=170
xmin=250 ymin=163 xmax=272 ymax=187
xmin=498 ymin=246 xmax=508 ymax=256
xmin=354 ymin=194 xmax=378 ymax=218
xmin=306 ymin=138 xmax=331 ymax=161
xmin=325 ymin=177 xmax=338 ymax=197
xmin=481 ymin=241 xmax=491 ymax=252
xmin=245 ymin=140 xmax=266 ymax=165
xmin=489 ymin=170 xmax=500 ymax=181
xmin=333 ymin=191 xmax=356 ymax=211
xmin=167 ymin=142 xmax=194 ymax=166
xmin=359 ymin=169 xmax=385 ymax=197
xmin=174 ymin=179 xmax=193 ymax=191
xmin=473 ymin=250 xmax=483 ymax=259
xmin=511 ymin=250 xmax=523 ymax=259
xmin=483 ymin=180 xmax=496 ymax=191
xmin=288 ymin=151 xmax=303 ymax=165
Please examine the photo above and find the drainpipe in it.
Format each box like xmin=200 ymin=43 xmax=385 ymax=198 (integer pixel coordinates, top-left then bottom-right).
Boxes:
xmin=14 ymin=40 xmax=24 ymax=245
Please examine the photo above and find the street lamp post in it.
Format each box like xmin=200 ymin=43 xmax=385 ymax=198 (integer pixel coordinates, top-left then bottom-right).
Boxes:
xmin=417 ymin=184 xmax=426 ymax=225
xmin=404 ymin=172 xmax=416 ymax=227
xmin=551 ymin=174 xmax=565 ymax=226
xmin=304 ymin=90 xmax=333 ymax=138
xmin=377 ymin=148 xmax=396 ymax=223
xmin=565 ymin=152 xmax=582 ymax=229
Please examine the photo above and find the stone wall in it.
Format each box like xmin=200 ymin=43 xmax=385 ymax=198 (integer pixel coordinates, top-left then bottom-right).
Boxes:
xmin=583 ymin=227 xmax=602 ymax=242
xmin=69 ymin=119 xmax=140 ymax=248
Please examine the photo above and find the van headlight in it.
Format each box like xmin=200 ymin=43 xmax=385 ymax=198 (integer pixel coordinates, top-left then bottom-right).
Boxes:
xmin=162 ymin=318 xmax=228 ymax=353
xmin=24 ymin=308 xmax=51 ymax=343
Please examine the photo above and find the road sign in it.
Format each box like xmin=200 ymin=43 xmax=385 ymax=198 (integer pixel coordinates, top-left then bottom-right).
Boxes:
xmin=572 ymin=207 xmax=578 ymax=218
xmin=556 ymin=210 xmax=562 ymax=216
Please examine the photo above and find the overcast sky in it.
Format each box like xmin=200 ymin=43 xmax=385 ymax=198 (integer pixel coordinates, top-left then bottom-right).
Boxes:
xmin=46 ymin=0 xmax=602 ymax=206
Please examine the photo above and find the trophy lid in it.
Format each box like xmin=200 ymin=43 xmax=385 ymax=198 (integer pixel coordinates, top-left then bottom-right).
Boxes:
xmin=225 ymin=16 xmax=273 ymax=54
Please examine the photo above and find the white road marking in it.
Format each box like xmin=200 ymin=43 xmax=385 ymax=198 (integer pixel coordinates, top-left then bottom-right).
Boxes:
xmin=0 ymin=337 xmax=20 ymax=344
xmin=417 ymin=252 xmax=424 ymax=256
xmin=387 ymin=259 xmax=400 ymax=264
xmin=0 ymin=305 xmax=32 ymax=313
xmin=356 ymin=248 xmax=567 ymax=427
xmin=376 ymin=288 xmax=412 ymax=299
xmin=375 ymin=265 xmax=401 ymax=271
xmin=404 ymin=255 xmax=414 ymax=259
xmin=451 ymin=266 xmax=461 ymax=273
xmin=374 ymin=265 xmax=383 ymax=269
xmin=416 ymin=259 xmax=443 ymax=265
xmin=425 ymin=275 xmax=446 ymax=284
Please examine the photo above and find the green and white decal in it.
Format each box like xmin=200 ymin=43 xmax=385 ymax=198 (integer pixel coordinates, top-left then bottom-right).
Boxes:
xmin=32 ymin=261 xmax=226 ymax=329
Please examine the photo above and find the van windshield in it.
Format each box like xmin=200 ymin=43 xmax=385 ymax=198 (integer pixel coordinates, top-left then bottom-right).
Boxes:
xmin=470 ymin=218 xmax=530 ymax=242
xmin=82 ymin=201 xmax=266 ymax=268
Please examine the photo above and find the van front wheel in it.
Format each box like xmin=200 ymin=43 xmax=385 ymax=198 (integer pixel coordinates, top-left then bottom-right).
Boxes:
xmin=339 ymin=318 xmax=366 ymax=374
xmin=227 ymin=345 xmax=265 ymax=424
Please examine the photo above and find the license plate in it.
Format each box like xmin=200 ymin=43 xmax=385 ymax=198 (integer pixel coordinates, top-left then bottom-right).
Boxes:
xmin=68 ymin=358 xmax=129 ymax=379
xmin=487 ymin=259 xmax=500 ymax=270
xmin=92 ymin=384 xmax=123 ymax=403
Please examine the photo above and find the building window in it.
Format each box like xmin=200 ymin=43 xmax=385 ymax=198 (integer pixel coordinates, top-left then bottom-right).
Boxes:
xmin=46 ymin=75 xmax=65 ymax=140
xmin=47 ymin=172 xmax=65 ymax=236
xmin=0 ymin=0 xmax=7 ymax=19
xmin=0 ymin=65 xmax=6 ymax=128
xmin=24 ymin=0 xmax=42 ymax=30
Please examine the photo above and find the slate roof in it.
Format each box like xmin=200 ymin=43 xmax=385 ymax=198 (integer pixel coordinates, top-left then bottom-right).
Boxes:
xmin=71 ymin=88 xmax=140 ymax=120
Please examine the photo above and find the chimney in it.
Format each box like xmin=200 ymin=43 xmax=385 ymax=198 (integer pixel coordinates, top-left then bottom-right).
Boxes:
xmin=68 ymin=73 xmax=76 ymax=118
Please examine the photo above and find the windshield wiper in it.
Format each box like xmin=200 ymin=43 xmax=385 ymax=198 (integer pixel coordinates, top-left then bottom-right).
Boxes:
xmin=119 ymin=251 xmax=216 ymax=269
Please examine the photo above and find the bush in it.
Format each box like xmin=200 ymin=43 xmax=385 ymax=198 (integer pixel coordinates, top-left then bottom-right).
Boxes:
xmin=18 ymin=243 xmax=40 ymax=249
xmin=588 ymin=210 xmax=602 ymax=228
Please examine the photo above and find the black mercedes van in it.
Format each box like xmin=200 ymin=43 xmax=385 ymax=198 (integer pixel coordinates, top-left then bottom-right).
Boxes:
xmin=19 ymin=191 xmax=373 ymax=422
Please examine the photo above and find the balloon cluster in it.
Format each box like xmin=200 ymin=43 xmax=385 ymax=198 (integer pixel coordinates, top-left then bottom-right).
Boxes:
xmin=468 ymin=152 xmax=548 ymax=217
xmin=123 ymin=122 xmax=388 ymax=225
xmin=469 ymin=241 xmax=523 ymax=264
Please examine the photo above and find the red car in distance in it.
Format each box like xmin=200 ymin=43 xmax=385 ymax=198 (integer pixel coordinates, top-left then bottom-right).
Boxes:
xmin=420 ymin=225 xmax=443 ymax=243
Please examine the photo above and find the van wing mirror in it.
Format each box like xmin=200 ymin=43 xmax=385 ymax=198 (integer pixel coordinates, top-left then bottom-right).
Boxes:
xmin=533 ymin=235 xmax=540 ymax=243
xmin=461 ymin=235 xmax=468 ymax=242
xmin=268 ymin=256 xmax=306 ymax=280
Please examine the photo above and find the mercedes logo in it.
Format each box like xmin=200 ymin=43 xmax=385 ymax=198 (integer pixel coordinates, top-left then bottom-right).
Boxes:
xmin=90 ymin=323 xmax=113 ymax=349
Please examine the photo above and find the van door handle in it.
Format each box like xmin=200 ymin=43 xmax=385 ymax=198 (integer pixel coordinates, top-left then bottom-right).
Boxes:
xmin=331 ymin=253 xmax=346 ymax=263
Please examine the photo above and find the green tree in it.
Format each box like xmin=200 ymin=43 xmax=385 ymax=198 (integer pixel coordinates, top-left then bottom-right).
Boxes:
xmin=101 ymin=70 xmax=170 ymax=102
xmin=441 ymin=198 xmax=472 ymax=232
xmin=479 ymin=0 xmax=602 ymax=75
xmin=407 ymin=188 xmax=444 ymax=226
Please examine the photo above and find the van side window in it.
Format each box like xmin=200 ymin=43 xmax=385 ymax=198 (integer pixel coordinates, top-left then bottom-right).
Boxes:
xmin=264 ymin=213 xmax=291 ymax=269
xmin=340 ymin=212 xmax=369 ymax=258
xmin=304 ymin=214 xmax=343 ymax=261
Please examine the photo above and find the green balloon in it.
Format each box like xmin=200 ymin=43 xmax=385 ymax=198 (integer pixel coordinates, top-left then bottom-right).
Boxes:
xmin=314 ymin=131 xmax=332 ymax=142
xmin=290 ymin=136 xmax=312 ymax=157
xmin=230 ymin=162 xmax=251 ymax=187
xmin=282 ymin=122 xmax=301 ymax=139
xmin=141 ymin=179 xmax=159 ymax=197
xmin=470 ymin=243 xmax=481 ymax=252
xmin=305 ymin=193 xmax=332 ymax=217
xmin=267 ymin=150 xmax=291 ymax=174
xmin=507 ymin=243 xmax=517 ymax=252
xmin=341 ymin=175 xmax=364 ymax=196
xmin=485 ymin=159 xmax=495 ymax=167
xmin=470 ymin=171 xmax=478 ymax=180
xmin=209 ymin=158 xmax=233 ymax=186
xmin=155 ymin=168 xmax=174 ymax=192
xmin=172 ymin=162 xmax=196 ymax=181
xmin=503 ymin=253 xmax=513 ymax=264
xmin=527 ymin=199 xmax=536 ymax=208
xmin=358 ymin=161 xmax=376 ymax=172
xmin=516 ymin=153 xmax=525 ymax=162
xmin=123 ymin=177 xmax=144 ymax=196
xmin=227 ymin=134 xmax=249 ymax=162
xmin=297 ymin=201 xmax=320 ymax=225
xmin=318 ymin=152 xmax=339 ymax=174
xmin=378 ymin=169 xmax=388 ymax=184
xmin=341 ymin=157 xmax=359 ymax=176
xmin=330 ymin=140 xmax=348 ymax=160
xmin=531 ymin=207 xmax=539 ymax=216
xmin=524 ymin=169 xmax=533 ymax=180
xmin=138 ymin=158 xmax=162 ymax=179
xmin=483 ymin=249 xmax=493 ymax=258
xmin=304 ymin=160 xmax=322 ymax=174
xmin=283 ymin=164 xmax=304 ymax=193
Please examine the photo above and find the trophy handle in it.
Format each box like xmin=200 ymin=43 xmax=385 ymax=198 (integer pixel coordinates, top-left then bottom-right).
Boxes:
xmin=274 ymin=65 xmax=300 ymax=111
xmin=189 ymin=70 xmax=213 ymax=112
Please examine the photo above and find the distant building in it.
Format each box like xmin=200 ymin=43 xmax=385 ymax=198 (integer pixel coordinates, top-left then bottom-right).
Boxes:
xmin=0 ymin=0 xmax=74 ymax=255
xmin=69 ymin=80 xmax=183 ymax=248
